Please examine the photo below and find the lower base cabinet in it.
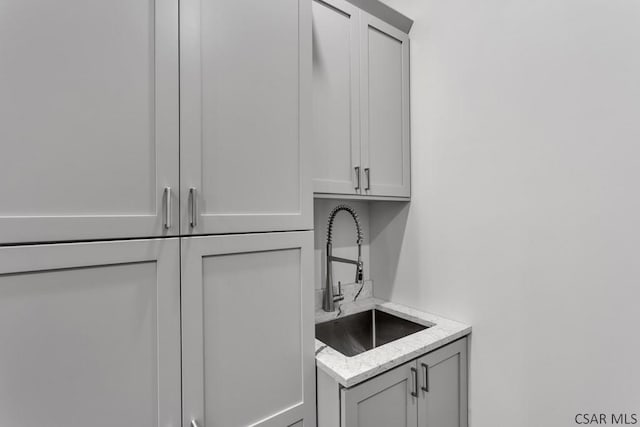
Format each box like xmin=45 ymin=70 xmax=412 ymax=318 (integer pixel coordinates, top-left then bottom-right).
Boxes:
xmin=417 ymin=339 xmax=468 ymax=427
xmin=318 ymin=337 xmax=468 ymax=427
xmin=181 ymin=231 xmax=316 ymax=427
xmin=0 ymin=232 xmax=316 ymax=427
xmin=0 ymin=239 xmax=182 ymax=427
xmin=342 ymin=361 xmax=417 ymax=427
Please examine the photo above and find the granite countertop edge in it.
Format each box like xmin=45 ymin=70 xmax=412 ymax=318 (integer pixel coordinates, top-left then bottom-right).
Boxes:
xmin=314 ymin=297 xmax=472 ymax=388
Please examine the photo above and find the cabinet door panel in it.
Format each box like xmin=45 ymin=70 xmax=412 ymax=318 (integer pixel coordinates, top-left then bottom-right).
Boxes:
xmin=312 ymin=0 xmax=361 ymax=195
xmin=0 ymin=239 xmax=181 ymax=427
xmin=418 ymin=338 xmax=468 ymax=427
xmin=341 ymin=361 xmax=418 ymax=427
xmin=0 ymin=0 xmax=179 ymax=243
xmin=181 ymin=0 xmax=312 ymax=234
xmin=361 ymin=13 xmax=410 ymax=197
xmin=182 ymin=232 xmax=315 ymax=427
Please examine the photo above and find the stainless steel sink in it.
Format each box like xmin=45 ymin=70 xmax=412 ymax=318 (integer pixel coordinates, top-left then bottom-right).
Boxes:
xmin=315 ymin=309 xmax=429 ymax=357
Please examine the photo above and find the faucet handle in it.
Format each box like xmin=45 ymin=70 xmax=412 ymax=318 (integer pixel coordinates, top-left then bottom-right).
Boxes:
xmin=334 ymin=281 xmax=344 ymax=302
xmin=355 ymin=262 xmax=364 ymax=283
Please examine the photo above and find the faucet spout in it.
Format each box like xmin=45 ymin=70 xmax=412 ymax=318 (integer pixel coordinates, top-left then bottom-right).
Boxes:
xmin=323 ymin=204 xmax=364 ymax=312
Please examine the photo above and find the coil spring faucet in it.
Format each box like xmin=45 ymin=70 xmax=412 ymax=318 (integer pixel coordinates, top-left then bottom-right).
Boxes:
xmin=323 ymin=204 xmax=364 ymax=312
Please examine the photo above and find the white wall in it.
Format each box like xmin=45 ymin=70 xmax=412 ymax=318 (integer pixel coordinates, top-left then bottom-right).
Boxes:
xmin=377 ymin=1 xmax=640 ymax=425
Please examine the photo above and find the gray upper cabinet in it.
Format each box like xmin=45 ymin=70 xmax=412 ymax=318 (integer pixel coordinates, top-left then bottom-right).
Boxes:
xmin=180 ymin=0 xmax=313 ymax=235
xmin=181 ymin=231 xmax=316 ymax=427
xmin=312 ymin=1 xmax=411 ymax=199
xmin=0 ymin=239 xmax=181 ymax=427
xmin=312 ymin=0 xmax=361 ymax=195
xmin=341 ymin=361 xmax=418 ymax=427
xmin=417 ymin=338 xmax=468 ymax=427
xmin=0 ymin=0 xmax=179 ymax=244
xmin=361 ymin=14 xmax=411 ymax=198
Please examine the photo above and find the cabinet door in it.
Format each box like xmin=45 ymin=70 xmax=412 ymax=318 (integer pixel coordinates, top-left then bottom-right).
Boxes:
xmin=312 ymin=0 xmax=361 ymax=195
xmin=180 ymin=0 xmax=312 ymax=235
xmin=181 ymin=232 xmax=315 ymax=427
xmin=0 ymin=239 xmax=181 ymax=427
xmin=360 ymin=12 xmax=411 ymax=197
xmin=417 ymin=338 xmax=468 ymax=427
xmin=341 ymin=361 xmax=418 ymax=427
xmin=0 ymin=0 xmax=179 ymax=244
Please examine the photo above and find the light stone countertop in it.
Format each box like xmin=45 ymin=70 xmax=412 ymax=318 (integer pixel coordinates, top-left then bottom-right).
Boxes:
xmin=315 ymin=297 xmax=471 ymax=388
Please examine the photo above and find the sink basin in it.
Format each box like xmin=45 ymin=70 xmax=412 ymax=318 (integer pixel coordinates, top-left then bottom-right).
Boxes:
xmin=315 ymin=309 xmax=430 ymax=357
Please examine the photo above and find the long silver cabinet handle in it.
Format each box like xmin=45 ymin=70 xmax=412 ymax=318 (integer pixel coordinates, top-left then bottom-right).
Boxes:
xmin=410 ymin=366 xmax=418 ymax=397
xmin=163 ymin=187 xmax=171 ymax=230
xmin=191 ymin=420 xmax=200 ymax=427
xmin=354 ymin=166 xmax=361 ymax=191
xmin=189 ymin=187 xmax=198 ymax=228
xmin=364 ymin=168 xmax=371 ymax=191
xmin=421 ymin=363 xmax=429 ymax=392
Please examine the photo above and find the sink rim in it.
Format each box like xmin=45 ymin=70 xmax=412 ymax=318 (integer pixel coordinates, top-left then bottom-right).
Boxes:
xmin=315 ymin=305 xmax=437 ymax=358
xmin=316 ymin=304 xmax=436 ymax=329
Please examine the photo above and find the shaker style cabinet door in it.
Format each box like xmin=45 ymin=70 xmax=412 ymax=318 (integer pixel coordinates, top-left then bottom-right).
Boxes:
xmin=417 ymin=338 xmax=468 ymax=427
xmin=360 ymin=12 xmax=411 ymax=197
xmin=341 ymin=361 xmax=418 ymax=427
xmin=180 ymin=0 xmax=312 ymax=235
xmin=0 ymin=0 xmax=179 ymax=244
xmin=0 ymin=239 xmax=181 ymax=427
xmin=312 ymin=0 xmax=362 ymax=195
xmin=181 ymin=231 xmax=316 ymax=427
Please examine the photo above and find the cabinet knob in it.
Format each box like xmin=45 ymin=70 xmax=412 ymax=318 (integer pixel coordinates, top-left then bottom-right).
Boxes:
xmin=191 ymin=420 xmax=200 ymax=427
xmin=354 ymin=166 xmax=361 ymax=191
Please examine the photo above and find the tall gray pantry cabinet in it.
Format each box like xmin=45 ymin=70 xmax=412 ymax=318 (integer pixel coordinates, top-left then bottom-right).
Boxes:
xmin=0 ymin=0 xmax=315 ymax=426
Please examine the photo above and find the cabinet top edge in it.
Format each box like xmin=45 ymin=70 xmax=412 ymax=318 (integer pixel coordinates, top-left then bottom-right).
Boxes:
xmin=344 ymin=0 xmax=413 ymax=33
